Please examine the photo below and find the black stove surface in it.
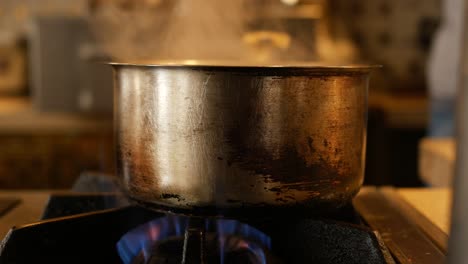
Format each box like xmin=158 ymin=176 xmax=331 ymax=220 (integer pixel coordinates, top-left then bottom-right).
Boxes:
xmin=0 ymin=194 xmax=392 ymax=264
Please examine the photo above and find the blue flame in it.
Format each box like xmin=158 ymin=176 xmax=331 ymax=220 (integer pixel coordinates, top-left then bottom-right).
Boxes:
xmin=216 ymin=219 xmax=270 ymax=264
xmin=116 ymin=214 xmax=188 ymax=263
xmin=220 ymin=235 xmax=267 ymax=264
xmin=117 ymin=216 xmax=271 ymax=264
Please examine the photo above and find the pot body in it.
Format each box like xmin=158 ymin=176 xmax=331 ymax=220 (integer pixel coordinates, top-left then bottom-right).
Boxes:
xmin=113 ymin=63 xmax=370 ymax=217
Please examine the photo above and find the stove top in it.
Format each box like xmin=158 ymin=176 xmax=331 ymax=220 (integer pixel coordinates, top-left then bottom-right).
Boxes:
xmin=0 ymin=188 xmax=446 ymax=264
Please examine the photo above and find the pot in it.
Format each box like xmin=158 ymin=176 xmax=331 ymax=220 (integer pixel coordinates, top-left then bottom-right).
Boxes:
xmin=111 ymin=61 xmax=374 ymax=217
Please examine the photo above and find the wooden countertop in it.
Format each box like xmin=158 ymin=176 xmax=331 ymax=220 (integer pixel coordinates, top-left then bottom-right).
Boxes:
xmin=0 ymin=97 xmax=112 ymax=134
xmin=397 ymin=188 xmax=451 ymax=234
xmin=0 ymin=187 xmax=453 ymax=241
xmin=0 ymin=190 xmax=52 ymax=239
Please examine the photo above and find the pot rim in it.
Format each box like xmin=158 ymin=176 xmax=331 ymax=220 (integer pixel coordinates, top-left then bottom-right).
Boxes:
xmin=107 ymin=59 xmax=381 ymax=71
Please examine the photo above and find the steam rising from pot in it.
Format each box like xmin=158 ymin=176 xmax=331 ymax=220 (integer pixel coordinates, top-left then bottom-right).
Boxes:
xmin=88 ymin=0 xmax=342 ymax=62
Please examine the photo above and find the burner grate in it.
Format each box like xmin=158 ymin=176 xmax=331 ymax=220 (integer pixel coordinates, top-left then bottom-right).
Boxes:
xmin=0 ymin=203 xmax=392 ymax=264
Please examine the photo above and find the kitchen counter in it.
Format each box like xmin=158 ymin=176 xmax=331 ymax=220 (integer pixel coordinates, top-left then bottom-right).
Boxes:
xmin=0 ymin=190 xmax=52 ymax=239
xmin=0 ymin=98 xmax=115 ymax=189
xmin=0 ymin=187 xmax=453 ymax=241
xmin=397 ymin=188 xmax=451 ymax=234
xmin=0 ymin=97 xmax=112 ymax=135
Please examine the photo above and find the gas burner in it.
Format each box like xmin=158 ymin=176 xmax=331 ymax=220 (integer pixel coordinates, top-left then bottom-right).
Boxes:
xmin=0 ymin=204 xmax=392 ymax=264
xmin=117 ymin=216 xmax=272 ymax=264
xmin=0 ymin=189 xmax=448 ymax=263
xmin=131 ymin=233 xmax=277 ymax=264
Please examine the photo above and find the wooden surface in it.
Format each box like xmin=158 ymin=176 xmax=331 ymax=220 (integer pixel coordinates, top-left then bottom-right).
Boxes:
xmin=385 ymin=187 xmax=449 ymax=253
xmin=355 ymin=187 xmax=447 ymax=263
xmin=0 ymin=97 xmax=114 ymax=189
xmin=0 ymin=97 xmax=112 ymax=134
xmin=0 ymin=190 xmax=51 ymax=239
xmin=418 ymin=137 xmax=455 ymax=187
xmin=0 ymin=188 xmax=453 ymax=242
xmin=397 ymin=188 xmax=452 ymax=234
xmin=0 ymin=134 xmax=115 ymax=189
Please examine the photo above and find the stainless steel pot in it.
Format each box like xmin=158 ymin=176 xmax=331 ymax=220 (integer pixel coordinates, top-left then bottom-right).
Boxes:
xmin=111 ymin=61 xmax=374 ymax=217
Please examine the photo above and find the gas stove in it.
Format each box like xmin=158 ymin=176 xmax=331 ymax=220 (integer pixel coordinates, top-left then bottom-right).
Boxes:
xmin=0 ymin=188 xmax=446 ymax=264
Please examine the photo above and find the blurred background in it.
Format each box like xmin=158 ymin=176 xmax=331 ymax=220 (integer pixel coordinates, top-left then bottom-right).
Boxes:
xmin=0 ymin=0 xmax=455 ymax=189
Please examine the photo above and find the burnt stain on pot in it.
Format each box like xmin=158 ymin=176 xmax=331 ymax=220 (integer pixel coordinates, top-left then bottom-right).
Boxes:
xmin=224 ymin=113 xmax=357 ymax=201
xmin=160 ymin=193 xmax=184 ymax=202
xmin=131 ymin=191 xmax=358 ymax=218
xmin=275 ymin=197 xmax=288 ymax=203
xmin=226 ymin=83 xmax=355 ymax=197
xmin=307 ymin=137 xmax=315 ymax=153
xmin=227 ymin=127 xmax=350 ymax=183
xmin=268 ymin=187 xmax=281 ymax=192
